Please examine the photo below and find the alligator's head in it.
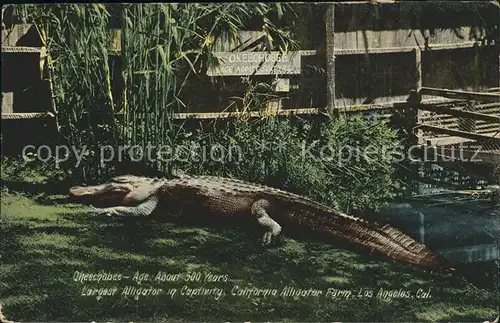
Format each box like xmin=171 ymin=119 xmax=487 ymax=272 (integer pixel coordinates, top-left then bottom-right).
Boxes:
xmin=69 ymin=175 xmax=165 ymax=206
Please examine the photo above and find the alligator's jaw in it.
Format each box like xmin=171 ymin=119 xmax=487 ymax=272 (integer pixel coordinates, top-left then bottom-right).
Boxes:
xmin=70 ymin=184 xmax=109 ymax=197
xmin=69 ymin=175 xmax=163 ymax=206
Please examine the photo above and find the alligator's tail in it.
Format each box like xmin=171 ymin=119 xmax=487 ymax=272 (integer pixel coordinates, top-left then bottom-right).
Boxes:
xmin=371 ymin=223 xmax=453 ymax=271
xmin=315 ymin=211 xmax=453 ymax=271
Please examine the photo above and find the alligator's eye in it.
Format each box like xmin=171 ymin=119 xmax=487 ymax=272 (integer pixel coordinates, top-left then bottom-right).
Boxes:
xmin=110 ymin=186 xmax=128 ymax=192
xmin=111 ymin=176 xmax=131 ymax=183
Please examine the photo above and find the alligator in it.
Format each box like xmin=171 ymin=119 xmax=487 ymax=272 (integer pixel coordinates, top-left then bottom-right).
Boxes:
xmin=69 ymin=174 xmax=453 ymax=271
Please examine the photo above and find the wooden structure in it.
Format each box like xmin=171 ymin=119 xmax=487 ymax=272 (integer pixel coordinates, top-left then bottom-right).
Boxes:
xmin=410 ymin=87 xmax=499 ymax=170
xmin=324 ymin=1 xmax=498 ymax=111
xmin=1 ymin=21 xmax=58 ymax=153
xmin=321 ymin=1 xmax=499 ymax=185
xmin=1 ymin=2 xmax=499 ymax=158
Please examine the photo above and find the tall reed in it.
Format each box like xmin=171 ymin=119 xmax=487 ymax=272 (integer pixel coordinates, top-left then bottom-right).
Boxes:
xmin=120 ymin=4 xmax=298 ymax=174
xmin=16 ymin=4 xmax=118 ymax=180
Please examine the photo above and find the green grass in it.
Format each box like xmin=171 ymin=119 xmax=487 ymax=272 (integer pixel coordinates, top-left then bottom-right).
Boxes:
xmin=0 ymin=182 xmax=498 ymax=322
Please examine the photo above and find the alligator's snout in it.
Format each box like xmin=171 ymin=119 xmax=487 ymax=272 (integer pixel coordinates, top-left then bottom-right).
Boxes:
xmin=69 ymin=184 xmax=118 ymax=200
xmin=69 ymin=185 xmax=99 ymax=196
xmin=69 ymin=181 xmax=135 ymax=207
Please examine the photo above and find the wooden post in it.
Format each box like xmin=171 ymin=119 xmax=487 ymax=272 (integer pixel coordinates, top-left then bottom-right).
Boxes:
xmin=415 ymin=47 xmax=422 ymax=90
xmin=414 ymin=47 xmax=424 ymax=146
xmin=406 ymin=47 xmax=424 ymax=195
xmin=325 ymin=4 xmax=336 ymax=115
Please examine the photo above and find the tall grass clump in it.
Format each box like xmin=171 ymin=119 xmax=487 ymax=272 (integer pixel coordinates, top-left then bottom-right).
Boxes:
xmin=120 ymin=4 xmax=298 ymax=174
xmin=16 ymin=4 xmax=118 ymax=180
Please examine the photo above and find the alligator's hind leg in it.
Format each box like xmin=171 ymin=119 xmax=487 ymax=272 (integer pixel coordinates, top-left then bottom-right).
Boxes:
xmin=91 ymin=196 xmax=158 ymax=217
xmin=251 ymin=199 xmax=282 ymax=246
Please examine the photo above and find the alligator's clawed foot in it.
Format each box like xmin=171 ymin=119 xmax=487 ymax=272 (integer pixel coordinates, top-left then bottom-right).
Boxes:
xmin=261 ymin=227 xmax=282 ymax=246
xmin=261 ymin=231 xmax=273 ymax=246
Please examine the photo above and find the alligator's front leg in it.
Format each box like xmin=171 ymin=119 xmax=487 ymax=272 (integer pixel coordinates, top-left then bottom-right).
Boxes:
xmin=252 ymin=199 xmax=282 ymax=246
xmin=92 ymin=196 xmax=158 ymax=217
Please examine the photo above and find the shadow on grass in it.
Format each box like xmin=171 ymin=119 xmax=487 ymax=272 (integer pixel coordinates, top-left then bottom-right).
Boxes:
xmin=1 ymin=179 xmax=72 ymax=195
xmin=1 ymin=179 xmax=74 ymax=208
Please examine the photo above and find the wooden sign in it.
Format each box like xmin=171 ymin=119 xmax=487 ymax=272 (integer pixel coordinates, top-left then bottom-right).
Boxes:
xmin=207 ymin=51 xmax=301 ymax=76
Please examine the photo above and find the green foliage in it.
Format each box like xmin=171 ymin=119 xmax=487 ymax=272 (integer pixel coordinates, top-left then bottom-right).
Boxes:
xmin=313 ymin=116 xmax=402 ymax=211
xmin=1 ymin=156 xmax=66 ymax=184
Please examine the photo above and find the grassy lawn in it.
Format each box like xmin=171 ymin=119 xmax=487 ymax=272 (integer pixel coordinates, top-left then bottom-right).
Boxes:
xmin=0 ymin=173 xmax=498 ymax=322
